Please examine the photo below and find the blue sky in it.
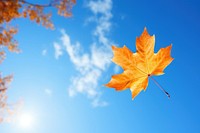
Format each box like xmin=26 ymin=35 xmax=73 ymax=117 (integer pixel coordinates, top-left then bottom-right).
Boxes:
xmin=0 ymin=0 xmax=200 ymax=132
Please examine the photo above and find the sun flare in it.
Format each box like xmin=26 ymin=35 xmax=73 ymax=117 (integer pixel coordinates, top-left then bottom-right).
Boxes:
xmin=17 ymin=113 xmax=34 ymax=129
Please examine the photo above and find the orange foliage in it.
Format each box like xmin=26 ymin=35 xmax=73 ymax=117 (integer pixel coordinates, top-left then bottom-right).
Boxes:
xmin=0 ymin=0 xmax=76 ymax=52
xmin=0 ymin=74 xmax=14 ymax=123
xmin=0 ymin=0 xmax=75 ymax=123
xmin=105 ymin=28 xmax=173 ymax=99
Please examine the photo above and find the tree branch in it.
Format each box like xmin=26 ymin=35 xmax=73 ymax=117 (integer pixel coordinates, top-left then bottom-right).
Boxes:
xmin=19 ymin=0 xmax=53 ymax=7
xmin=0 ymin=0 xmax=54 ymax=7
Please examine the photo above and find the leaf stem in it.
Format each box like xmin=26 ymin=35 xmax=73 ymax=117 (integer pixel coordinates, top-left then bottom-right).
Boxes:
xmin=149 ymin=76 xmax=170 ymax=98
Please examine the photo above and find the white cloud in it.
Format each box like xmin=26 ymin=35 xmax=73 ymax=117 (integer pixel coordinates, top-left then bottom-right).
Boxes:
xmin=44 ymin=89 xmax=52 ymax=96
xmin=92 ymin=95 xmax=109 ymax=107
xmin=42 ymin=49 xmax=47 ymax=56
xmin=87 ymin=0 xmax=113 ymax=46
xmin=87 ymin=0 xmax=112 ymax=15
xmin=54 ymin=42 xmax=63 ymax=59
xmin=59 ymin=31 xmax=111 ymax=106
xmin=54 ymin=0 xmax=114 ymax=107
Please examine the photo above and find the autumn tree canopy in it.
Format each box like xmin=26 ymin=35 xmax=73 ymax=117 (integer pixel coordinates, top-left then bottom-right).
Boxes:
xmin=0 ymin=0 xmax=76 ymax=123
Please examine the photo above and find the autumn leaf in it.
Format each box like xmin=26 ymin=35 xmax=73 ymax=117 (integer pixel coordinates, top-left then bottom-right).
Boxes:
xmin=105 ymin=28 xmax=173 ymax=99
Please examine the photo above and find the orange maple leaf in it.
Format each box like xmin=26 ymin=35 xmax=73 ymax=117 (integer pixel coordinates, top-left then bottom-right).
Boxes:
xmin=105 ymin=28 xmax=174 ymax=99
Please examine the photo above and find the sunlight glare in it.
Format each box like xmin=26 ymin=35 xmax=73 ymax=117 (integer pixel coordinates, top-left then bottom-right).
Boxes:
xmin=17 ymin=113 xmax=34 ymax=129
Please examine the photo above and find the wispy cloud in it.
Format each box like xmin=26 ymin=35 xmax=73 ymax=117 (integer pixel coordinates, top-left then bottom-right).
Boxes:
xmin=54 ymin=0 xmax=114 ymax=107
xmin=44 ymin=89 xmax=53 ymax=97
xmin=42 ymin=49 xmax=47 ymax=56
xmin=54 ymin=42 xmax=63 ymax=59
xmin=58 ymin=30 xmax=112 ymax=107
xmin=87 ymin=0 xmax=113 ymax=46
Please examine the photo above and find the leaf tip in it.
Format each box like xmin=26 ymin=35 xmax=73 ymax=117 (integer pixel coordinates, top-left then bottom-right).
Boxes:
xmin=104 ymin=82 xmax=110 ymax=87
xmin=141 ymin=27 xmax=151 ymax=37
xmin=131 ymin=95 xmax=136 ymax=100
xmin=104 ymin=81 xmax=113 ymax=88
xmin=111 ymin=45 xmax=117 ymax=50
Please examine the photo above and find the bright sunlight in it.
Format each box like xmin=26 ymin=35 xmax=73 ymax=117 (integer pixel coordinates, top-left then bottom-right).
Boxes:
xmin=17 ymin=113 xmax=34 ymax=129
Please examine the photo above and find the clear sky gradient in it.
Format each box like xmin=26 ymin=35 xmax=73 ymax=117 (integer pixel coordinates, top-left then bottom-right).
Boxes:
xmin=0 ymin=0 xmax=200 ymax=133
